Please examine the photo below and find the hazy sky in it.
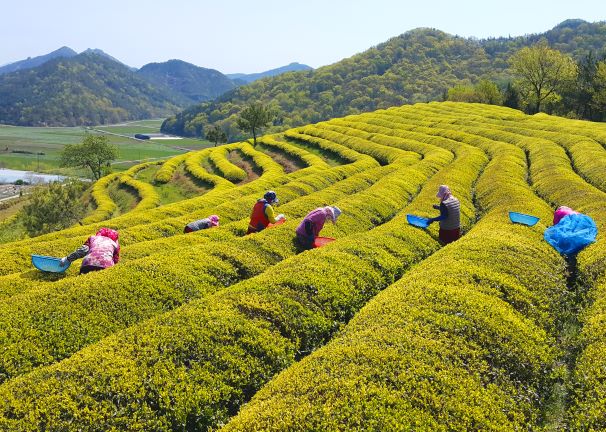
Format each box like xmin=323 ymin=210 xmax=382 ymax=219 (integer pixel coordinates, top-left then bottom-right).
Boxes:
xmin=1 ymin=0 xmax=604 ymax=73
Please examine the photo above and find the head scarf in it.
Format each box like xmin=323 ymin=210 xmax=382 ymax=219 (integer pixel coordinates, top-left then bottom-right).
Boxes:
xmin=96 ymin=228 xmax=119 ymax=242
xmin=436 ymin=185 xmax=452 ymax=201
xmin=208 ymin=215 xmax=220 ymax=227
xmin=326 ymin=206 xmax=342 ymax=223
xmin=553 ymin=206 xmax=578 ymax=225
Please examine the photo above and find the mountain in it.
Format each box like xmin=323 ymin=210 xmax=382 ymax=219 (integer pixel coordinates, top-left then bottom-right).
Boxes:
xmin=227 ymin=62 xmax=313 ymax=83
xmin=137 ymin=59 xmax=237 ymax=104
xmin=0 ymin=46 xmax=77 ymax=75
xmin=162 ymin=20 xmax=606 ymax=139
xmin=0 ymin=52 xmax=181 ymax=126
xmin=81 ymin=48 xmax=135 ymax=70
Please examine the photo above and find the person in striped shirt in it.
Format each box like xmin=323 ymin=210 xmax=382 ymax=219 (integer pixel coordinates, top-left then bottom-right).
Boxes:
xmin=428 ymin=185 xmax=461 ymax=244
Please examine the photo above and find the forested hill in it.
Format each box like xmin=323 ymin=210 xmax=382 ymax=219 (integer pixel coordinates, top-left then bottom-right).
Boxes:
xmin=162 ymin=20 xmax=606 ymax=139
xmin=0 ymin=52 xmax=182 ymax=126
xmin=137 ymin=59 xmax=237 ymax=104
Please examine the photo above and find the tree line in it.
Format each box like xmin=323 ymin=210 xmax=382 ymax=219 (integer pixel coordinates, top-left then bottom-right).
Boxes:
xmin=446 ymin=39 xmax=606 ymax=120
xmin=162 ymin=22 xmax=606 ymax=141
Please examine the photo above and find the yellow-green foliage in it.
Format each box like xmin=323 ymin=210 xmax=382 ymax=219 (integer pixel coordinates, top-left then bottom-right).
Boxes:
xmin=184 ymin=148 xmax=235 ymax=189
xmin=153 ymin=152 xmax=189 ymax=184
xmin=118 ymin=161 xmax=162 ymax=212
xmin=0 ymin=102 xmax=605 ymax=431
xmin=80 ymin=172 xmax=120 ymax=224
xmin=0 ymin=139 xmax=370 ymax=277
xmin=208 ymin=145 xmax=248 ymax=182
xmin=0 ymin=116 xmax=486 ymax=430
xmin=258 ymin=135 xmax=330 ymax=169
xmin=224 ymin=106 xmax=568 ymax=431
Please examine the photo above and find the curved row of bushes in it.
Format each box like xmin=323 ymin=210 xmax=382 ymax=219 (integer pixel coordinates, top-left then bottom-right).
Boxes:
xmin=0 ymin=125 xmax=422 ymax=382
xmin=80 ymin=172 xmax=120 ymax=225
xmin=119 ymin=161 xmax=163 ymax=212
xmin=0 ymin=143 xmax=292 ymax=276
xmin=184 ymin=148 xmax=236 ymax=189
xmin=208 ymin=145 xmax=248 ymax=182
xmin=258 ymin=135 xmax=330 ymax=169
xmin=0 ymin=135 xmax=329 ymax=257
xmin=0 ymin=117 xmax=483 ymax=430
xmin=153 ymin=152 xmax=189 ymax=184
xmin=382 ymin=102 xmax=606 ymax=429
xmin=424 ymin=102 xmax=606 ymax=194
xmin=0 ymin=138 xmax=381 ymax=300
xmin=225 ymin=119 xmax=567 ymax=429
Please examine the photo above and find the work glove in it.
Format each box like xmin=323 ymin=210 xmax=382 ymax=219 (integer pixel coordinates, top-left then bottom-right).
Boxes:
xmin=276 ymin=214 xmax=286 ymax=221
xmin=59 ymin=257 xmax=69 ymax=267
xmin=433 ymin=204 xmax=440 ymax=210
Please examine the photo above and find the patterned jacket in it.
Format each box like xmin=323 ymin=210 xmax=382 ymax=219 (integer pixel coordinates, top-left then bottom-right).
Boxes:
xmin=67 ymin=235 xmax=120 ymax=269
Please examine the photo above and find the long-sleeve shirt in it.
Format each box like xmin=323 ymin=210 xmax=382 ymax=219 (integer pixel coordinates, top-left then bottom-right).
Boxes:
xmin=185 ymin=218 xmax=213 ymax=232
xmin=296 ymin=208 xmax=329 ymax=238
xmin=67 ymin=235 xmax=120 ymax=269
xmin=265 ymin=204 xmax=277 ymax=224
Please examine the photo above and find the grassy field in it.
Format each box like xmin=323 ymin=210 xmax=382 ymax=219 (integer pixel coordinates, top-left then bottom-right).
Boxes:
xmin=0 ymin=120 xmax=213 ymax=176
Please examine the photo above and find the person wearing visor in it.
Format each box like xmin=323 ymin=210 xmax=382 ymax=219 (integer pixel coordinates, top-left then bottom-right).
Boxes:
xmin=296 ymin=205 xmax=342 ymax=250
xmin=247 ymin=190 xmax=285 ymax=234
xmin=184 ymin=215 xmax=220 ymax=233
xmin=428 ymin=185 xmax=461 ymax=244
xmin=60 ymin=227 xmax=120 ymax=274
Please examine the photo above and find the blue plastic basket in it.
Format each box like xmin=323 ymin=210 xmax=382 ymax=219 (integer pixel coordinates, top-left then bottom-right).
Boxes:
xmin=31 ymin=255 xmax=70 ymax=273
xmin=407 ymin=214 xmax=431 ymax=229
xmin=509 ymin=211 xmax=540 ymax=227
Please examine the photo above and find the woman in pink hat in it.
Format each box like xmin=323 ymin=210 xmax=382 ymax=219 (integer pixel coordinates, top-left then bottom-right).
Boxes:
xmin=60 ymin=227 xmax=120 ymax=274
xmin=184 ymin=215 xmax=220 ymax=233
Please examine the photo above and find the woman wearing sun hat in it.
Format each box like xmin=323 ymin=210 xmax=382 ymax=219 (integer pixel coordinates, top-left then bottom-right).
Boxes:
xmin=296 ymin=205 xmax=342 ymax=250
xmin=184 ymin=215 xmax=220 ymax=233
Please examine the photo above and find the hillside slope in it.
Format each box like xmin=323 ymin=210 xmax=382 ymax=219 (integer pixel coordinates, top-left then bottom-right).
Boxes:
xmin=137 ymin=59 xmax=236 ymax=104
xmin=0 ymin=52 xmax=182 ymax=126
xmin=0 ymin=102 xmax=604 ymax=430
xmin=162 ymin=20 xmax=606 ymax=139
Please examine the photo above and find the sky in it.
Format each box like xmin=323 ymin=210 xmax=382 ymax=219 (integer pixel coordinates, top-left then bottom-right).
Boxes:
xmin=1 ymin=0 xmax=604 ymax=74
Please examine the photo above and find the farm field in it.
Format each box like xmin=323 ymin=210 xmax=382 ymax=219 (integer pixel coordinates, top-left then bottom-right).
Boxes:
xmin=0 ymin=120 xmax=211 ymax=175
xmin=0 ymin=101 xmax=604 ymax=430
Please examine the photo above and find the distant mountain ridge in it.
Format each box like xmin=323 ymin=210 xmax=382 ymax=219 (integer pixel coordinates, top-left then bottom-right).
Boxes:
xmin=137 ymin=59 xmax=237 ymax=104
xmin=0 ymin=52 xmax=181 ymax=126
xmin=0 ymin=47 xmax=77 ymax=75
xmin=0 ymin=47 xmax=313 ymax=126
xmin=227 ymin=62 xmax=313 ymax=83
xmin=162 ymin=19 xmax=606 ymax=140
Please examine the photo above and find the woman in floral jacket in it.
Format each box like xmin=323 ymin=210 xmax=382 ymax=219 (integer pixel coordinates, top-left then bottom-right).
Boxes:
xmin=60 ymin=227 xmax=120 ymax=274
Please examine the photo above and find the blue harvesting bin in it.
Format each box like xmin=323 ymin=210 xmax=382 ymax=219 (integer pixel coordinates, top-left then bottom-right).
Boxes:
xmin=31 ymin=255 xmax=70 ymax=273
xmin=509 ymin=211 xmax=540 ymax=227
xmin=407 ymin=214 xmax=431 ymax=229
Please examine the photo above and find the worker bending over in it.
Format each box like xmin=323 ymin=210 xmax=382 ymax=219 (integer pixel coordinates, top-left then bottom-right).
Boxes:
xmin=60 ymin=228 xmax=120 ymax=274
xmin=247 ymin=191 xmax=284 ymax=234
xmin=296 ymin=205 xmax=342 ymax=250
xmin=184 ymin=215 xmax=219 ymax=233
xmin=428 ymin=185 xmax=461 ymax=244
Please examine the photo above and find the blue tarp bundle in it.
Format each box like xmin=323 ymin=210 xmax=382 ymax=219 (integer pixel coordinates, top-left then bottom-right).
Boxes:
xmin=544 ymin=213 xmax=598 ymax=255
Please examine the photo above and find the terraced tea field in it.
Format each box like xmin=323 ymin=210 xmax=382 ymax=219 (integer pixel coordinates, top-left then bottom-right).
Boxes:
xmin=0 ymin=102 xmax=604 ymax=430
